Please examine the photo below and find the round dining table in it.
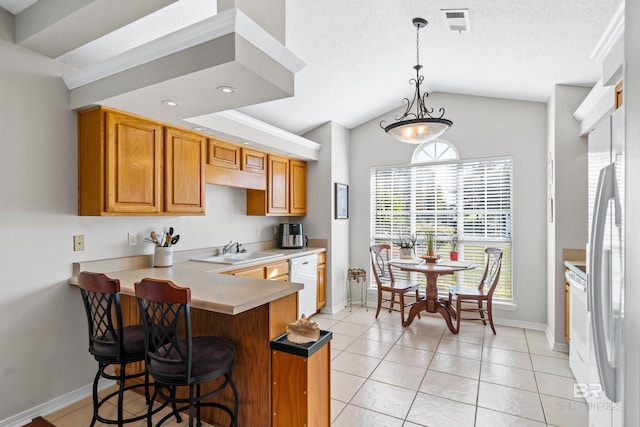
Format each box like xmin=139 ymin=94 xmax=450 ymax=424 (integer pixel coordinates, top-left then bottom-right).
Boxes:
xmin=390 ymin=259 xmax=476 ymax=334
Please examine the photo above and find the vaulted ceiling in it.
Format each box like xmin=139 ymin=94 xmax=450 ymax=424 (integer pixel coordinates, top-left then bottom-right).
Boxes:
xmin=0 ymin=0 xmax=623 ymax=154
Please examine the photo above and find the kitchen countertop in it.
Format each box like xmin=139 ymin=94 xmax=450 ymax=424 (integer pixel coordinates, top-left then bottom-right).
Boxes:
xmin=69 ymin=246 xmax=325 ymax=315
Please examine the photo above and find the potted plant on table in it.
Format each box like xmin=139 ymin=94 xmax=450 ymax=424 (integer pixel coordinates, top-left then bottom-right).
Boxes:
xmin=390 ymin=232 xmax=417 ymax=259
xmin=449 ymin=232 xmax=459 ymax=261
xmin=420 ymin=230 xmax=440 ymax=263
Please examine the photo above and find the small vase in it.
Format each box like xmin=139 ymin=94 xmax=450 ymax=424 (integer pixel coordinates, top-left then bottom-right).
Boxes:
xmin=399 ymin=247 xmax=414 ymax=259
xmin=450 ymin=251 xmax=459 ymax=261
xmin=154 ymin=246 xmax=173 ymax=267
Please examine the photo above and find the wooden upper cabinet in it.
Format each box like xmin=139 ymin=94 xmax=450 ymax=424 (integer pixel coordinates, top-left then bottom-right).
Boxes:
xmin=246 ymin=154 xmax=307 ymax=216
xmin=207 ymin=138 xmax=240 ymax=170
xmin=78 ymin=107 xmax=205 ymax=216
xmin=164 ymin=127 xmax=205 ymax=214
xmin=289 ymin=159 xmax=307 ymax=216
xmin=241 ymin=147 xmax=266 ymax=175
xmin=268 ymin=155 xmax=290 ymax=215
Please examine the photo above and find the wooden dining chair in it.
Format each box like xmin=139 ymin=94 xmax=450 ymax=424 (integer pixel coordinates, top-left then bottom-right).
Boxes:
xmin=370 ymin=244 xmax=421 ymax=324
xmin=447 ymin=248 xmax=503 ymax=334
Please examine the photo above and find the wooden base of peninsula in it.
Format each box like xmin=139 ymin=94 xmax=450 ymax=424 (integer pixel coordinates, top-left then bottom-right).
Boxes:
xmin=120 ymin=292 xmax=298 ymax=427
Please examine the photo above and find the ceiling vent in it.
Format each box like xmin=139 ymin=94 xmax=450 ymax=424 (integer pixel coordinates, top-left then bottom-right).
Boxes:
xmin=441 ymin=9 xmax=471 ymax=33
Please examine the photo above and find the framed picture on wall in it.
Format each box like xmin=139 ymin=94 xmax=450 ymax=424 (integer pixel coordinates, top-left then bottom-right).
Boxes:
xmin=335 ymin=183 xmax=349 ymax=219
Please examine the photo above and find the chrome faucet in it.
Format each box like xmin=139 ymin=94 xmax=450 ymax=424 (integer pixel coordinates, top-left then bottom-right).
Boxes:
xmin=222 ymin=241 xmax=236 ymax=254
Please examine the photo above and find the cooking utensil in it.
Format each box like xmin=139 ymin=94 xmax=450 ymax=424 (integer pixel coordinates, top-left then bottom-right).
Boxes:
xmin=171 ymin=235 xmax=180 ymax=246
xmin=165 ymin=234 xmax=171 ymax=247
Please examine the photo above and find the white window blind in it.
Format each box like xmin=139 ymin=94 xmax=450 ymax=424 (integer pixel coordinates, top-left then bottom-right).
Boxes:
xmin=371 ymin=158 xmax=513 ymax=299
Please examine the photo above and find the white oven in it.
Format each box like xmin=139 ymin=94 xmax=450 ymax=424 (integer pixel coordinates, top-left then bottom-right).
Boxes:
xmin=567 ymin=267 xmax=590 ymax=385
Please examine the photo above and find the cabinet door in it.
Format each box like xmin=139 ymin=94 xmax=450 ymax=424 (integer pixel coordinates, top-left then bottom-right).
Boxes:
xmin=231 ymin=265 xmax=265 ymax=279
xmin=317 ymin=262 xmax=326 ymax=310
xmin=289 ymin=159 xmax=307 ymax=216
xmin=268 ymin=155 xmax=290 ymax=215
xmin=241 ymin=147 xmax=267 ymax=175
xmin=165 ymin=127 xmax=205 ymax=214
xmin=208 ymin=138 xmax=240 ymax=170
xmin=106 ymin=111 xmax=163 ymax=213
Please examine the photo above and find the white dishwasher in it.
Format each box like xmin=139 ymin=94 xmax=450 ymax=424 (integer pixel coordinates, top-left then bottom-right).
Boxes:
xmin=289 ymin=254 xmax=318 ymax=318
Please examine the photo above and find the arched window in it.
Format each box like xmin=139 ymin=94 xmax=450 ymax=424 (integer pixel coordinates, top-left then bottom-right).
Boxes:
xmin=412 ymin=140 xmax=459 ymax=163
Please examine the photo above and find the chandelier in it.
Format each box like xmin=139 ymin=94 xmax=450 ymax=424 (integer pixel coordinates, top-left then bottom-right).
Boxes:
xmin=381 ymin=18 xmax=452 ymax=144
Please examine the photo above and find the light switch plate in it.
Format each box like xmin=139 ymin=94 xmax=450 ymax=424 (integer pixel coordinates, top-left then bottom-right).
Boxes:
xmin=73 ymin=235 xmax=85 ymax=251
xmin=128 ymin=232 xmax=138 ymax=246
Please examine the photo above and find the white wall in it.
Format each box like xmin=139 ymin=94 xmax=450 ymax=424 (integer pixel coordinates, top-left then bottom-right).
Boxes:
xmin=546 ymin=85 xmax=589 ymax=348
xmin=0 ymin=27 xmax=281 ymax=422
xmin=303 ymin=122 xmax=350 ymax=312
xmin=350 ymin=92 xmax=548 ymax=326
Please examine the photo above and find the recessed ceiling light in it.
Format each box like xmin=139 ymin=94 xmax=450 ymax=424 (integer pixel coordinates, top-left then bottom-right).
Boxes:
xmin=192 ymin=127 xmax=206 ymax=132
xmin=161 ymin=100 xmax=181 ymax=107
xmin=217 ymin=86 xmax=236 ymax=94
xmin=241 ymin=141 xmax=251 ymax=145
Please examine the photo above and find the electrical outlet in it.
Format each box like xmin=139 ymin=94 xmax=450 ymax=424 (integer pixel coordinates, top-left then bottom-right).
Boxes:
xmin=128 ymin=232 xmax=138 ymax=246
xmin=256 ymin=226 xmax=261 ymax=236
xmin=73 ymin=235 xmax=85 ymax=251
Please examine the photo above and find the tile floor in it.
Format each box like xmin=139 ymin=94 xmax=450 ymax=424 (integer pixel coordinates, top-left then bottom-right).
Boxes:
xmin=317 ymin=305 xmax=588 ymax=427
xmin=42 ymin=306 xmax=587 ymax=427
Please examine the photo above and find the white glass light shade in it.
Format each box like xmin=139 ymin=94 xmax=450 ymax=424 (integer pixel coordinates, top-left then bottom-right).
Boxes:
xmin=384 ymin=118 xmax=452 ymax=144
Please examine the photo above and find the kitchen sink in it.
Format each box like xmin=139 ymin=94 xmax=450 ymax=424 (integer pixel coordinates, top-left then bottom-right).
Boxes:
xmin=191 ymin=251 xmax=284 ymax=265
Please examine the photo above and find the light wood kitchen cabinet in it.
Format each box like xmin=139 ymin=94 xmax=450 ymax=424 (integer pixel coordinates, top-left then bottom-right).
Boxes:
xmin=317 ymin=252 xmax=326 ymax=310
xmin=289 ymin=159 xmax=307 ymax=216
xmin=205 ymin=138 xmax=266 ymax=190
xmin=78 ymin=107 xmax=205 ymax=216
xmin=164 ymin=127 xmax=206 ymax=214
xmin=226 ymin=259 xmax=289 ymax=281
xmin=246 ymin=154 xmax=307 ymax=216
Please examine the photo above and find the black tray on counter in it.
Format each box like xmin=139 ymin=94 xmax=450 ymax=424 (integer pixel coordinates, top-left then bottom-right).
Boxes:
xmin=270 ymin=330 xmax=332 ymax=357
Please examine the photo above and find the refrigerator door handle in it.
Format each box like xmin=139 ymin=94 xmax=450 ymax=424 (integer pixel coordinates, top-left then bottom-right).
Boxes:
xmin=589 ymin=162 xmax=618 ymax=402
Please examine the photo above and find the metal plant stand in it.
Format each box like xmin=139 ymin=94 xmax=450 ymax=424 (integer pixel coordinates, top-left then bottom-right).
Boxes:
xmin=345 ymin=268 xmax=368 ymax=312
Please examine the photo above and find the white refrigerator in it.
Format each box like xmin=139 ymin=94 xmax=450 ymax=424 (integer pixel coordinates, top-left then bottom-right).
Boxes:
xmin=587 ymin=106 xmax=624 ymax=427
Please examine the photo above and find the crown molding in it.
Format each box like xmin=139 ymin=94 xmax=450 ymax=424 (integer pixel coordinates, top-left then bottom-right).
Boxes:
xmin=590 ymin=2 xmax=625 ymax=64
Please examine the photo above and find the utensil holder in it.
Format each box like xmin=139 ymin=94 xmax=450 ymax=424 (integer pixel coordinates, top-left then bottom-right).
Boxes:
xmin=154 ymin=246 xmax=173 ymax=267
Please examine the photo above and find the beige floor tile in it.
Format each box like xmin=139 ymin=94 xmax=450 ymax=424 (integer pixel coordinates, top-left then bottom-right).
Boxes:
xmin=384 ymin=344 xmax=434 ymax=368
xmin=330 ymin=321 xmax=370 ymax=337
xmin=428 ymin=352 xmax=481 ymax=380
xmin=330 ymin=332 xmax=359 ymax=350
xmin=332 ymin=351 xmax=381 ymax=378
xmin=44 ymin=396 xmax=93 ymax=422
xmin=396 ymin=333 xmax=440 ymax=352
xmin=312 ymin=316 xmax=339 ymax=330
xmin=480 ymin=361 xmax=538 ymax=392
xmin=475 ymin=407 xmax=546 ymax=427
xmin=360 ymin=325 xmax=404 ymax=344
xmin=331 ymin=370 xmax=367 ymax=402
xmin=331 ymin=399 xmax=347 ymax=423
xmin=535 ymin=371 xmax=585 ymax=402
xmin=370 ymin=360 xmax=426 ymax=390
xmin=332 ymin=404 xmax=404 ymax=427
xmin=437 ymin=338 xmax=483 ymax=360
xmin=487 ymin=325 xmax=526 ymax=339
xmin=406 ymin=392 xmax=476 ymax=427
xmin=313 ymin=310 xmax=352 ymax=321
xmin=342 ymin=310 xmax=377 ymax=326
xmin=350 ymin=379 xmax=417 ymax=419
xmin=482 ymin=345 xmax=533 ymax=370
xmin=527 ymin=338 xmax=569 ymax=360
xmin=442 ymin=328 xmax=485 ymax=345
xmin=477 ymin=382 xmax=545 ymax=422
xmin=531 ymin=354 xmax=574 ymax=378
xmin=344 ymin=338 xmax=394 ymax=359
xmin=483 ymin=334 xmax=529 ymax=352
xmin=540 ymin=393 xmax=589 ymax=426
xmin=331 ymin=348 xmax=342 ymax=360
xmin=419 ymin=370 xmax=478 ymax=405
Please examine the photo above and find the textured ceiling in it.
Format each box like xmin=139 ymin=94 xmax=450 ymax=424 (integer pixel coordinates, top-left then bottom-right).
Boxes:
xmin=0 ymin=0 xmax=623 ymax=136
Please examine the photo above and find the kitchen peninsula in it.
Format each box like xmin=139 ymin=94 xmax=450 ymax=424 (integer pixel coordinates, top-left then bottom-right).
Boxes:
xmin=69 ymin=248 xmax=326 ymax=427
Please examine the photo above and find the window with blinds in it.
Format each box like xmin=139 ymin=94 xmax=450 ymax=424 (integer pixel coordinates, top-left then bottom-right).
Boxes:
xmin=371 ymin=158 xmax=513 ymax=299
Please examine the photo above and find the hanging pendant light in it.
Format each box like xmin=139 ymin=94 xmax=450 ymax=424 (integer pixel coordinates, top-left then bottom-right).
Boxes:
xmin=381 ymin=18 xmax=452 ymax=144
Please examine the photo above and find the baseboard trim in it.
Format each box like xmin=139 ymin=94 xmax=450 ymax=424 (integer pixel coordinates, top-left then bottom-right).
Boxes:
xmin=0 ymin=379 xmax=114 ymax=427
